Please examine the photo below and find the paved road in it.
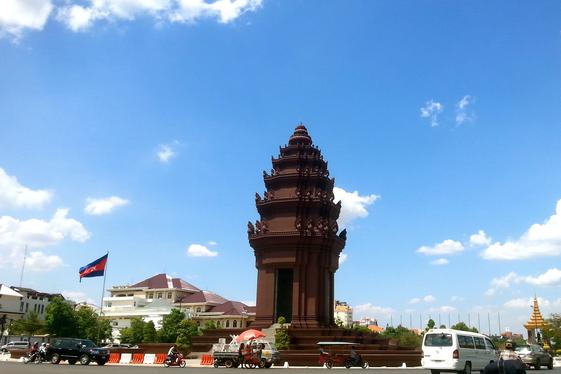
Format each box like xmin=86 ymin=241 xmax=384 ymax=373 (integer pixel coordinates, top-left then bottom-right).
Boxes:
xmin=1 ymin=363 xmax=560 ymax=374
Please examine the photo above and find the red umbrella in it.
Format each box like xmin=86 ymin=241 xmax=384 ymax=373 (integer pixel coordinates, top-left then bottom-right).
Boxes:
xmin=236 ymin=329 xmax=266 ymax=343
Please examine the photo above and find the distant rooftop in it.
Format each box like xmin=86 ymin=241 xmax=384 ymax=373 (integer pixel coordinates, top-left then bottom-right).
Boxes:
xmin=130 ymin=273 xmax=201 ymax=292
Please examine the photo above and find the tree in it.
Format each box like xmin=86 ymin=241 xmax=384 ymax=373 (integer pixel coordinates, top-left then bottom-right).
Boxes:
xmin=542 ymin=314 xmax=561 ymax=350
xmin=382 ymin=325 xmax=421 ymax=348
xmin=451 ymin=322 xmax=478 ymax=333
xmin=75 ymin=308 xmax=111 ymax=344
xmin=175 ymin=320 xmax=200 ymax=352
xmin=439 ymin=325 xmax=446 ymax=329
xmin=45 ymin=296 xmax=78 ymax=337
xmin=426 ymin=319 xmax=436 ymax=331
xmin=120 ymin=318 xmax=146 ymax=345
xmin=203 ymin=320 xmax=217 ymax=330
xmin=10 ymin=311 xmax=45 ymax=338
xmin=143 ymin=321 xmax=157 ymax=343
xmin=158 ymin=309 xmax=186 ymax=343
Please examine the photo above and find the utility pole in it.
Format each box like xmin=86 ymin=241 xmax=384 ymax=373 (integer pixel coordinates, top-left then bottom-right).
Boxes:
xmin=487 ymin=312 xmax=491 ymax=336
xmin=19 ymin=245 xmax=28 ymax=287
xmin=498 ymin=312 xmax=502 ymax=335
xmin=478 ymin=312 xmax=481 ymax=332
xmin=468 ymin=313 xmax=471 ymax=328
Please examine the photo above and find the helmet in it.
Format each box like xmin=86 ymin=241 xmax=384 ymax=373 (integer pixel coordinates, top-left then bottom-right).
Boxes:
xmin=505 ymin=342 xmax=513 ymax=349
xmin=41 ymin=343 xmax=46 ymax=346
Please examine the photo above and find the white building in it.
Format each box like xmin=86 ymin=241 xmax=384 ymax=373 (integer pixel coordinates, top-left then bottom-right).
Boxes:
xmin=102 ymin=273 xmax=255 ymax=341
xmin=10 ymin=287 xmax=62 ymax=320
xmin=334 ymin=300 xmax=353 ymax=327
xmin=0 ymin=285 xmax=24 ymax=326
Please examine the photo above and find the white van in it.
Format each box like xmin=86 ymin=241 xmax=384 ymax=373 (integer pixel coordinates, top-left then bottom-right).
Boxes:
xmin=422 ymin=329 xmax=499 ymax=374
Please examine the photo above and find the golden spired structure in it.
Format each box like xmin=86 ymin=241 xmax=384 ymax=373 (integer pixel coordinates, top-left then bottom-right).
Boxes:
xmin=524 ymin=297 xmax=548 ymax=343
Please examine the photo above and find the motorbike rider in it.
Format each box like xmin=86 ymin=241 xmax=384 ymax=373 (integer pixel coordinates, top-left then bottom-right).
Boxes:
xmin=350 ymin=346 xmax=361 ymax=366
xmin=38 ymin=343 xmax=48 ymax=361
xmin=28 ymin=342 xmax=39 ymax=362
xmin=167 ymin=344 xmax=179 ymax=364
xmin=500 ymin=341 xmax=521 ymax=361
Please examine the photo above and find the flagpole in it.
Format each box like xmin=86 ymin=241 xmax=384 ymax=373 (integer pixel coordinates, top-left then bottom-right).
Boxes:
xmin=97 ymin=252 xmax=109 ymax=345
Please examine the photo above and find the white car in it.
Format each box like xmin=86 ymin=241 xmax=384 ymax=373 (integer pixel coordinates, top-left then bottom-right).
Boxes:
xmin=421 ymin=329 xmax=499 ymax=374
xmin=0 ymin=341 xmax=30 ymax=352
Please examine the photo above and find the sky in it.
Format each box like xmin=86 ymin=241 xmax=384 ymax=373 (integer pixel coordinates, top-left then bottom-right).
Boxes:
xmin=1 ymin=0 xmax=561 ymax=336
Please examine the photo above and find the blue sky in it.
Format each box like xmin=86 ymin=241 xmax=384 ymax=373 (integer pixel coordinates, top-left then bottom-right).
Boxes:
xmin=1 ymin=0 xmax=561 ymax=335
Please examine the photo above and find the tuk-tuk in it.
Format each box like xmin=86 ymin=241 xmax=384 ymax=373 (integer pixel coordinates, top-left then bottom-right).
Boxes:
xmin=317 ymin=342 xmax=369 ymax=369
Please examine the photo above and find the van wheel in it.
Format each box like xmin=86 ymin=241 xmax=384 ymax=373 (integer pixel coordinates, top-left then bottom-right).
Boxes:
xmin=50 ymin=353 xmax=60 ymax=364
xmin=462 ymin=362 xmax=472 ymax=374
xmin=79 ymin=354 xmax=90 ymax=365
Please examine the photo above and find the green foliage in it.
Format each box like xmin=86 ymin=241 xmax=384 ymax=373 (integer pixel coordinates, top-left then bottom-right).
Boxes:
xmin=277 ymin=316 xmax=286 ymax=325
xmin=275 ymin=326 xmax=290 ymax=350
xmin=426 ymin=319 xmax=436 ymax=331
xmin=451 ymin=322 xmax=478 ymax=333
xmin=203 ymin=320 xmax=217 ymax=330
xmin=352 ymin=324 xmax=372 ymax=333
xmin=75 ymin=308 xmax=111 ymax=344
xmin=542 ymin=314 xmax=561 ymax=351
xmin=45 ymin=296 xmax=79 ymax=337
xmin=439 ymin=325 xmax=447 ymax=329
xmin=143 ymin=321 xmax=157 ymax=343
xmin=158 ymin=309 xmax=186 ymax=343
xmin=175 ymin=320 xmax=200 ymax=352
xmin=382 ymin=325 xmax=421 ymax=348
xmin=10 ymin=311 xmax=45 ymax=337
xmin=335 ymin=317 xmax=344 ymax=328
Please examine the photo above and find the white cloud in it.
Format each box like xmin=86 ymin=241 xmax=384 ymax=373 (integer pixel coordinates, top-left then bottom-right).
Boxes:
xmin=207 ymin=240 xmax=218 ymax=246
xmin=455 ymin=95 xmax=474 ymax=125
xmin=482 ymin=199 xmax=561 ymax=260
xmin=470 ymin=230 xmax=491 ymax=247
xmin=25 ymin=251 xmax=64 ymax=271
xmin=524 ymin=268 xmax=561 ymax=287
xmin=84 ymin=196 xmax=129 ymax=215
xmin=410 ymin=295 xmax=436 ymax=304
xmin=451 ymin=296 xmax=464 ymax=302
xmin=0 ymin=208 xmax=89 ymax=271
xmin=430 ymin=258 xmax=449 ymax=266
xmin=157 ymin=144 xmax=177 ymax=163
xmin=420 ymin=99 xmax=444 ymax=127
xmin=417 ymin=239 xmax=464 ymax=256
xmin=62 ymin=291 xmax=97 ymax=305
xmin=339 ymin=253 xmax=348 ymax=264
xmin=504 ymin=297 xmax=550 ymax=309
xmin=430 ymin=305 xmax=456 ymax=313
xmin=187 ymin=243 xmax=218 ymax=257
xmin=0 ymin=0 xmax=53 ymax=40
xmin=353 ymin=303 xmax=394 ymax=318
xmin=423 ymin=295 xmax=436 ymax=303
xmin=333 ymin=187 xmax=380 ymax=227
xmin=0 ymin=168 xmax=52 ymax=209
xmin=171 ymin=0 xmax=262 ymax=24
xmin=57 ymin=0 xmax=262 ymax=31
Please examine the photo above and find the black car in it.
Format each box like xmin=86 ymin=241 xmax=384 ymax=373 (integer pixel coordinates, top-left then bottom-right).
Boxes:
xmin=47 ymin=338 xmax=109 ymax=365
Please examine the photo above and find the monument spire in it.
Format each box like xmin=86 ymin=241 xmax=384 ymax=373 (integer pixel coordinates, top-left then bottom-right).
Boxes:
xmin=248 ymin=124 xmax=346 ymax=328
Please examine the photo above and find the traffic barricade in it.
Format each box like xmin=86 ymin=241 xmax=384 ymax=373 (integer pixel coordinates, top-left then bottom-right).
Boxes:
xmin=108 ymin=353 xmax=121 ymax=363
xmin=154 ymin=353 xmax=167 ymax=364
xmin=143 ymin=353 xmax=155 ymax=364
xmin=200 ymin=354 xmax=213 ymax=365
xmin=131 ymin=353 xmax=144 ymax=364
xmin=119 ymin=353 xmax=132 ymax=364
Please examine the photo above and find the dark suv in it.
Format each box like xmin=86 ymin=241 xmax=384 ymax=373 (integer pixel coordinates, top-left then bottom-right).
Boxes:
xmin=47 ymin=338 xmax=109 ymax=365
xmin=515 ymin=344 xmax=554 ymax=370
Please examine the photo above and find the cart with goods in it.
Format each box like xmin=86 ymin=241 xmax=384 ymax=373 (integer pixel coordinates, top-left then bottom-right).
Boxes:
xmin=212 ymin=329 xmax=279 ymax=369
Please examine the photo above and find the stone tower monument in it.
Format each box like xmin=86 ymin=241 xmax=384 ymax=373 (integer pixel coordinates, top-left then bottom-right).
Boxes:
xmin=248 ymin=125 xmax=346 ymax=329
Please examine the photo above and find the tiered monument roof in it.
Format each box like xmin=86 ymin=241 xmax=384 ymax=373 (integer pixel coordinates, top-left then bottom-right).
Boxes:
xmin=524 ymin=297 xmax=548 ymax=330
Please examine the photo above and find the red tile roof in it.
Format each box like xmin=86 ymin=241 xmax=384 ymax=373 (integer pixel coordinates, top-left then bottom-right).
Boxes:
xmin=210 ymin=301 xmax=254 ymax=316
xmin=131 ymin=273 xmax=200 ymax=292
xmin=178 ymin=291 xmax=228 ymax=305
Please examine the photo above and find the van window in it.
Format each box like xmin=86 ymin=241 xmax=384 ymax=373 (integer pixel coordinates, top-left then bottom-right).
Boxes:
xmin=458 ymin=335 xmax=475 ymax=349
xmin=424 ymin=333 xmax=453 ymax=347
xmin=474 ymin=337 xmax=486 ymax=349
xmin=485 ymin=338 xmax=496 ymax=350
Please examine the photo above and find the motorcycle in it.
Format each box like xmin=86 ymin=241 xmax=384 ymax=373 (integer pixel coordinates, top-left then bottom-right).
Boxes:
xmin=23 ymin=351 xmax=44 ymax=364
xmin=164 ymin=353 xmax=187 ymax=368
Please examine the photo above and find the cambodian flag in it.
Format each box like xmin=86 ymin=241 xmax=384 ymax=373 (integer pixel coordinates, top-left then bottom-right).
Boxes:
xmin=79 ymin=254 xmax=108 ymax=282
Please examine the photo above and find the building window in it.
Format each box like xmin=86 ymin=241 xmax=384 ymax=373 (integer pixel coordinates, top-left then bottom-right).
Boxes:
xmin=25 ymin=303 xmax=28 ymax=312
xmin=107 ymin=302 xmax=112 ymax=307
xmin=40 ymin=305 xmax=44 ymax=314
xmin=167 ymin=292 xmax=172 ymax=299
xmin=148 ymin=292 xmax=154 ymax=299
xmin=157 ymin=293 xmax=163 ymax=299
xmin=196 ymin=307 xmax=201 ymax=313
xmin=226 ymin=320 xmax=230 ymax=328
xmin=20 ymin=302 xmax=24 ymax=312
xmin=233 ymin=320 xmax=237 ymax=328
xmin=217 ymin=321 xmax=221 ymax=327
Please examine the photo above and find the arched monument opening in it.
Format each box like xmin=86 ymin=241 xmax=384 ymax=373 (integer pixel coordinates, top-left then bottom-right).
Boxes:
xmin=248 ymin=124 xmax=346 ymax=329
